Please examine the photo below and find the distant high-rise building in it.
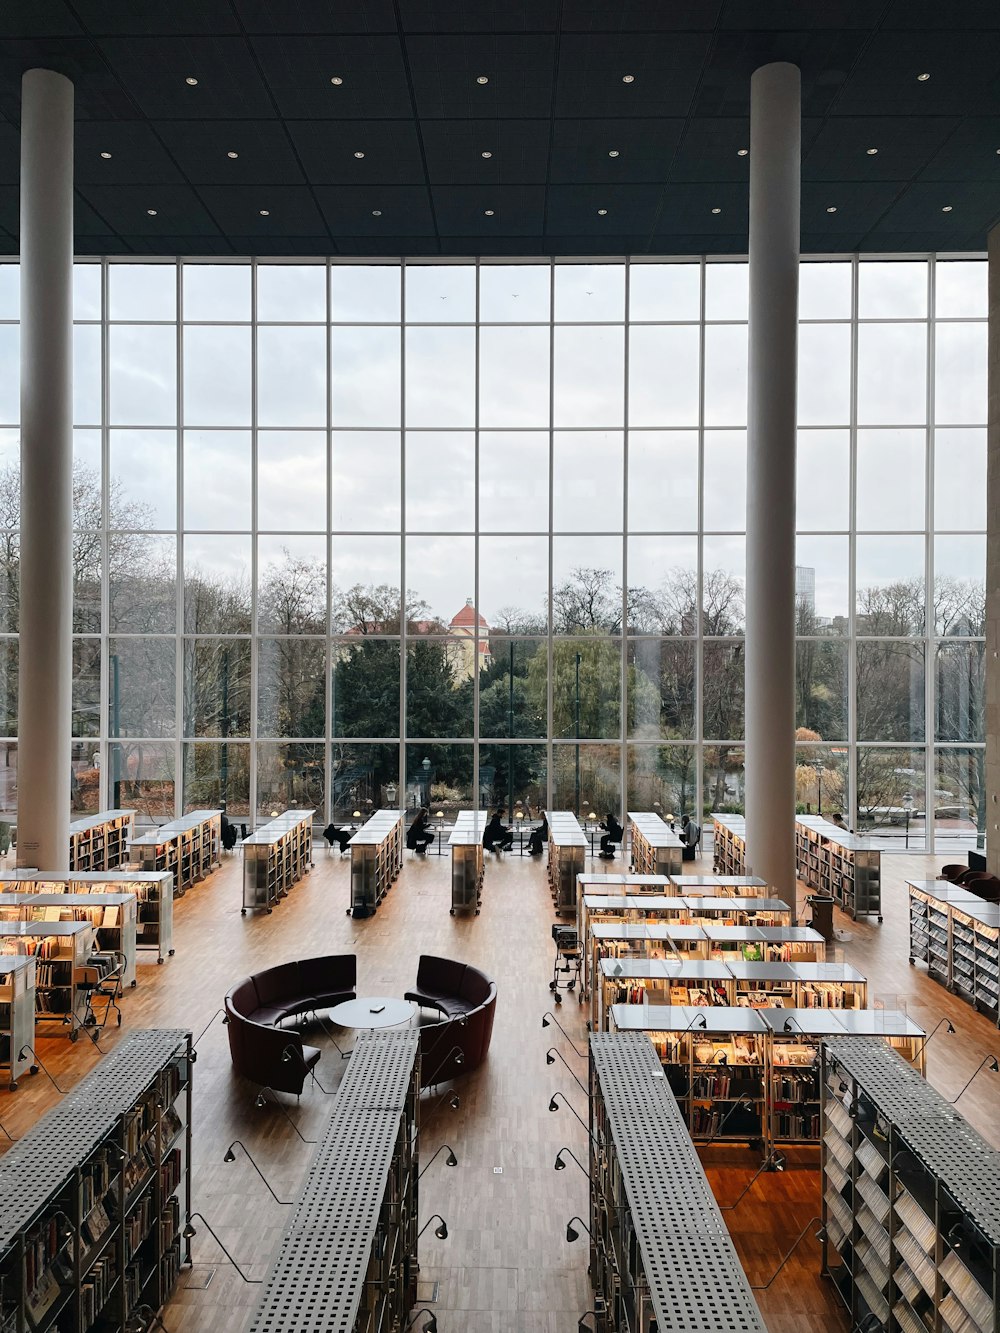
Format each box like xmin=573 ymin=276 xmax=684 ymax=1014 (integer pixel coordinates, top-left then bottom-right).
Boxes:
xmin=795 ymin=565 xmax=816 ymax=615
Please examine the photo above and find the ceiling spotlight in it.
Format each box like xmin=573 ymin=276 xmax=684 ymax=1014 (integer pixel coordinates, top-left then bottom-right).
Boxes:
xmin=608 ymin=149 xmax=620 ymax=158
xmin=826 ymin=205 xmax=838 ymax=213
xmin=330 ymin=76 xmax=343 ymax=85
xmin=737 ymin=148 xmax=749 ymax=157
xmin=711 ymin=207 xmax=722 ymax=214
xmin=484 ymin=209 xmax=495 ymax=216
xmin=100 ymin=151 xmax=112 ymax=159
xmin=371 ymin=209 xmax=382 ymax=217
xmin=481 ymin=150 xmax=492 ymax=159
xmin=942 ymin=204 xmax=953 ymax=212
xmin=917 ymin=72 xmax=931 ymax=81
xmin=866 ymin=147 xmax=878 ymax=155
xmin=227 ymin=151 xmax=239 ymax=159
xmin=622 ymin=74 xmax=635 ymax=83
xmin=354 ymin=151 xmax=365 ymax=159
xmin=597 ymin=208 xmax=608 ymax=216
xmin=476 ymin=75 xmax=489 ymax=84
xmin=146 ymin=209 xmax=157 ymax=216
xmin=185 ymin=77 xmax=198 ymax=86
xmin=259 ymin=209 xmax=270 ymax=216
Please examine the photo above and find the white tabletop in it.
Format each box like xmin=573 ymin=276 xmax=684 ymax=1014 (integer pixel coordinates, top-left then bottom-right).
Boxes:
xmin=328 ymin=995 xmax=416 ymax=1030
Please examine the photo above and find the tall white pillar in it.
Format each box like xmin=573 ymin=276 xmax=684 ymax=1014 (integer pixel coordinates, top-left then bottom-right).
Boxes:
xmin=985 ymin=223 xmax=1000 ymax=877
xmin=17 ymin=69 xmax=74 ymax=870
xmin=744 ymin=62 xmax=800 ymax=913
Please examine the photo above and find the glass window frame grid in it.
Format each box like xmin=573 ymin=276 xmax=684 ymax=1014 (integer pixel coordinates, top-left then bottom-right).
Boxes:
xmin=0 ymin=252 xmax=985 ymax=848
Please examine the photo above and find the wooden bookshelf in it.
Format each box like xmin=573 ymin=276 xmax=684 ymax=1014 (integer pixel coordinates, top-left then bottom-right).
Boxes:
xmin=908 ymin=878 xmax=1000 ymax=1024
xmin=0 ymin=1028 xmax=192 ymax=1333
xmin=249 ymin=1030 xmax=418 ymax=1333
xmin=241 ymin=809 xmax=315 ymax=916
xmin=795 ymin=816 xmax=882 ymax=922
xmin=0 ymin=955 xmax=35 ymax=1090
xmin=0 ymin=872 xmax=174 ymax=967
xmin=68 ymin=811 xmax=136 ymax=874
xmin=347 ymin=809 xmax=403 ymax=919
xmin=546 ymin=812 xmax=586 ymax=918
xmin=0 ymin=920 xmax=94 ymax=1038
xmin=0 ymin=893 xmax=138 ymax=990
xmin=712 ymin=813 xmax=747 ymax=874
xmin=669 ymin=872 xmax=769 ymax=897
xmin=128 ymin=811 xmax=221 ymax=900
xmin=449 ymin=811 xmax=487 ymax=916
xmin=626 ymin=811 xmax=685 ymax=877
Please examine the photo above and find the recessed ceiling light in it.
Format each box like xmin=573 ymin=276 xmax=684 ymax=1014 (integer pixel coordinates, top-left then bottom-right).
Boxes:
xmin=330 ymin=76 xmax=343 ymax=85
xmin=354 ymin=151 xmax=365 ymax=159
xmin=737 ymin=148 xmax=748 ymax=157
xmin=622 ymin=74 xmax=635 ymax=83
xmin=608 ymin=149 xmax=620 ymax=158
xmin=711 ymin=207 xmax=722 ymax=214
xmin=826 ymin=205 xmax=838 ymax=213
xmin=477 ymin=75 xmax=489 ymax=84
xmin=100 ymin=151 xmax=112 ymax=159
xmin=484 ymin=209 xmax=495 ymax=216
xmin=372 ymin=209 xmax=382 ymax=217
xmin=146 ymin=209 xmax=157 ymax=216
xmin=227 ymin=151 xmax=239 ymax=159
xmin=259 ymin=209 xmax=270 ymax=216
xmin=481 ymin=150 xmax=492 ymax=159
xmin=185 ymin=77 xmax=198 ymax=86
xmin=942 ymin=204 xmax=953 ymax=212
xmin=866 ymin=147 xmax=878 ymax=155
xmin=597 ymin=208 xmax=608 ymax=216
xmin=917 ymin=72 xmax=931 ymax=81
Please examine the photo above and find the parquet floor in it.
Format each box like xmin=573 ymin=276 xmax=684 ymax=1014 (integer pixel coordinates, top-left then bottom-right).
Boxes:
xmin=1 ymin=842 xmax=996 ymax=1332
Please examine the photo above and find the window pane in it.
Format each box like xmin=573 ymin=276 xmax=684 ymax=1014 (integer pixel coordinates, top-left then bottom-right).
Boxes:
xmin=857 ymin=324 xmax=927 ymax=425
xmin=628 ymin=326 xmax=699 ymax=427
xmin=702 ymin=537 xmax=745 ymax=635
xmin=479 ymin=432 xmax=549 ymax=533
xmin=552 ymin=543 xmax=622 ymax=633
xmin=934 ymin=534 xmax=985 ymax=635
xmin=703 ymin=745 xmax=744 ymax=814
xmin=857 ymin=642 xmax=925 ymax=741
xmin=0 ymin=265 xmax=16 ymax=320
xmin=330 ymin=744 xmax=399 ymax=821
xmin=256 ymin=742 xmax=324 ymax=819
xmin=552 ymin=743 xmax=621 ymax=819
xmin=478 ymin=640 xmax=546 ymax=738
xmin=479 ymin=743 xmax=547 ymax=816
xmin=184 ymin=534 xmax=251 ymax=634
xmin=0 ymin=639 xmax=14 ymax=734
xmin=705 ymin=263 xmax=748 ymax=321
xmin=109 ymin=534 xmax=176 ymax=632
xmin=257 ymin=536 xmax=326 ymax=633
xmin=258 ymin=638 xmax=325 ymax=737
xmin=184 ymin=430 xmax=251 ymax=530
xmin=858 ymin=261 xmax=927 ymax=318
xmin=257 ymin=432 xmax=327 ymax=531
xmin=627 ymin=744 xmax=697 ymax=818
xmin=479 ymin=537 xmax=547 ymax=629
xmin=330 ymin=538 xmax=400 ymax=629
xmin=479 ymin=327 xmax=550 ymax=427
xmin=74 ymin=324 xmax=101 ymax=426
xmin=702 ymin=431 xmax=746 ymax=532
xmin=182 ymin=742 xmax=250 ymax=818
xmin=74 ymin=530 xmax=100 ymax=634
xmin=555 ymin=263 xmax=624 ymax=322
xmin=935 ymin=261 xmax=987 ymax=318
xmin=856 ymin=746 xmax=925 ymax=844
xmin=856 ymin=430 xmax=925 ymax=530
xmin=404 ymin=744 xmax=473 ymax=811
xmin=110 ymin=430 xmax=176 ymax=529
xmin=703 ymin=324 xmax=747 ymax=427
xmin=627 ymin=536 xmax=698 ymax=633
xmin=330 ymin=326 xmax=401 ymax=427
xmin=628 ymin=263 xmax=700 ymax=322
xmin=856 ymin=535 xmax=925 ymax=634
xmin=796 ymin=430 xmax=849 ymax=531
xmin=934 ymin=747 xmax=985 ymax=848
xmin=109 ymin=263 xmax=175 ymax=321
xmin=406 ymin=535 xmax=474 ymax=626
xmin=256 ymin=264 xmax=326 ymax=321
xmin=795 ymin=535 xmax=848 ymax=630
xmin=405 ymin=327 xmax=475 ymax=427
xmin=0 ymin=328 xmax=15 ymax=426
xmin=182 ymin=263 xmax=251 ymax=322
xmin=799 ymin=262 xmax=851 ymax=320
xmin=703 ymin=640 xmax=744 ymax=741
xmin=553 ymin=431 xmax=623 ymax=532
xmin=405 ymin=265 xmax=474 ymax=321
xmin=331 ymin=265 xmax=400 ymax=322
xmin=406 ymin=639 xmax=474 ymax=737
xmin=479 ymin=264 xmax=550 ymax=321
xmin=935 ymin=323 xmax=986 ymax=424
xmin=183 ymin=639 xmax=251 ymax=736
xmin=73 ymin=639 xmax=101 ymax=738
xmin=552 ymin=638 xmax=620 ymax=740
xmin=332 ymin=640 xmax=400 ymax=737
xmin=935 ymin=642 xmax=984 ymax=743
xmin=935 ymin=429 xmax=985 ymax=530
xmin=796 ymin=641 xmax=848 ymax=740
xmin=183 ymin=326 xmax=251 ymax=425
xmin=628 ymin=639 xmax=696 ymax=740
xmin=109 ymin=742 xmax=175 ymax=824
xmin=109 ymin=326 xmax=177 ymax=426
xmin=798 ymin=324 xmax=850 ymax=425
xmin=794 ymin=745 xmax=849 ymax=820
xmin=257 ymin=327 xmax=327 ymax=427
xmin=627 ymin=431 xmax=698 ymax=533
xmin=332 ymin=432 xmax=400 ymax=531
xmin=406 ymin=432 xmax=474 ymax=532
xmin=109 ymin=638 xmax=176 ymax=736
xmin=553 ymin=326 xmax=624 ymax=428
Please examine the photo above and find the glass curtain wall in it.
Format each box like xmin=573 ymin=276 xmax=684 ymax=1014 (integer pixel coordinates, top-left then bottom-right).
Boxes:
xmin=0 ymin=255 xmax=985 ymax=851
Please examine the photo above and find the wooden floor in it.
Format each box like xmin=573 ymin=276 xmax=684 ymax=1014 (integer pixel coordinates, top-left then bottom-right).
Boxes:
xmin=1 ymin=844 xmax=997 ymax=1332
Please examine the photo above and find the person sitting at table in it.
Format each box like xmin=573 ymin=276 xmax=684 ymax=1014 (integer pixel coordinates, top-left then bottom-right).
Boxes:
xmin=323 ymin=822 xmax=351 ymax=853
xmin=599 ymin=812 xmax=624 ymax=859
xmin=527 ymin=812 xmax=548 ymax=856
xmin=406 ymin=807 xmax=435 ymax=854
xmin=483 ymin=810 xmax=514 ymax=853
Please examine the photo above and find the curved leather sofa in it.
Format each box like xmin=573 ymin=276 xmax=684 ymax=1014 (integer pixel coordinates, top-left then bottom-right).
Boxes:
xmin=405 ymin=955 xmax=497 ymax=1087
xmin=224 ymin=954 xmax=357 ymax=1095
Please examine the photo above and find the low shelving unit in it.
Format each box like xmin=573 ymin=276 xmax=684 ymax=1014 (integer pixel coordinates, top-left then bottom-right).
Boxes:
xmin=626 ymin=811 xmax=684 ymax=877
xmin=449 ymin=811 xmax=487 ymax=916
xmin=68 ymin=810 xmax=136 ymax=873
xmin=241 ymin=809 xmax=315 ymax=915
xmin=347 ymin=809 xmax=403 ymax=919
xmin=0 ymin=892 xmax=138 ymax=988
xmin=128 ymin=811 xmax=221 ymax=900
xmin=0 ymin=920 xmax=94 ymax=1037
xmin=796 ymin=816 xmax=882 ymax=922
xmin=0 ymin=955 xmax=35 ymax=1090
xmin=908 ymin=877 xmax=1000 ymax=1022
xmin=546 ymin=811 xmax=586 ymax=918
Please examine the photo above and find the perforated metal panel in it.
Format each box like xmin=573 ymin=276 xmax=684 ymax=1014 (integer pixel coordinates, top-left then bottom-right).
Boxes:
xmin=590 ymin=1033 xmax=769 ymax=1332
xmin=250 ymin=1029 xmax=419 ymax=1333
xmin=0 ymin=1028 xmax=189 ymax=1248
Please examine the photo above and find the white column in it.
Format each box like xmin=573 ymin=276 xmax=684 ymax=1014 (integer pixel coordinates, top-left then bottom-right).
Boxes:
xmin=744 ymin=62 xmax=800 ymax=913
xmin=17 ymin=69 xmax=74 ymax=870
xmin=986 ymin=223 xmax=1000 ymax=877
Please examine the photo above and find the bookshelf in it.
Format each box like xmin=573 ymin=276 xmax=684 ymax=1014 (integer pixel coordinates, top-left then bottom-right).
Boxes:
xmin=449 ymin=812 xmax=487 ymax=917
xmin=670 ymin=872 xmax=770 ymax=896
xmin=546 ymin=812 xmax=586 ymax=918
xmin=347 ymin=809 xmax=403 ymax=919
xmin=586 ymin=922 xmax=709 ymax=999
xmin=249 ymin=1029 xmax=419 ymax=1333
xmin=795 ymin=816 xmax=882 ymax=922
xmin=820 ymin=1035 xmax=1000 ymax=1333
xmin=704 ymin=924 xmax=825 ymax=965
xmin=241 ymin=809 xmax=315 ymax=916
xmin=0 ymin=956 xmax=34 ymax=1090
xmin=68 ymin=812 xmax=136 ymax=874
xmin=0 ymin=1028 xmax=191 ymax=1333
xmin=626 ymin=811 xmax=684 ymax=877
xmin=0 ymin=894 xmax=138 ymax=989
xmin=128 ymin=810 xmax=222 ymax=900
xmin=0 ymin=872 xmax=174 ymax=967
xmin=0 ymin=921 xmax=94 ymax=1038
xmin=712 ymin=814 xmax=747 ymax=875
xmin=588 ymin=1032 xmax=769 ymax=1333
xmin=908 ymin=878 xmax=1000 ymax=1023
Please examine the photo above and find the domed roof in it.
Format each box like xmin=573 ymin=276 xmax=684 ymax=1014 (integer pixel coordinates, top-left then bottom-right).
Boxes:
xmin=450 ymin=597 xmax=489 ymax=629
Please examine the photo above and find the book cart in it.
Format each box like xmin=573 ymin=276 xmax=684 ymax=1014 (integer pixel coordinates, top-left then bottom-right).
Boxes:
xmin=348 ymin=809 xmax=403 ymax=919
xmin=820 ymin=1036 xmax=1000 ymax=1333
xmin=626 ymin=811 xmax=684 ymax=877
xmin=241 ymin=809 xmax=315 ymax=915
xmin=68 ymin=812 xmax=135 ymax=874
xmin=0 ymin=872 xmax=174 ymax=967
xmin=0 ymin=921 xmax=93 ymax=1039
xmin=0 ymin=1028 xmax=192 ymax=1333
xmin=908 ymin=879 xmax=1000 ymax=1022
xmin=128 ymin=811 xmax=221 ymax=900
xmin=449 ymin=811 xmax=487 ymax=916
xmin=546 ymin=812 xmax=586 ymax=918
xmin=796 ymin=816 xmax=882 ymax=923
xmin=0 ymin=894 xmax=138 ymax=989
xmin=588 ymin=1032 xmax=769 ymax=1333
xmin=0 ymin=956 xmax=35 ymax=1090
xmin=249 ymin=1031 xmax=419 ymax=1333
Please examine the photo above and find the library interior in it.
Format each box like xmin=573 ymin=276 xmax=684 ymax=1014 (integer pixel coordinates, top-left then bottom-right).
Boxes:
xmin=3 ymin=4 xmax=1000 ymax=1332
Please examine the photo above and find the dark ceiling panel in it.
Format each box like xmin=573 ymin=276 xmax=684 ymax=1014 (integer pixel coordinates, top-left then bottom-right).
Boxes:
xmin=399 ymin=1 xmax=559 ymax=33
xmin=802 ymin=116 xmax=961 ymax=183
xmin=861 ymin=179 xmax=1000 ymax=243
xmin=312 ymin=184 xmax=435 ymax=237
xmin=420 ymin=119 xmax=550 ymax=184
xmin=800 ymin=180 xmax=904 ymax=235
xmin=550 ymin=118 xmax=685 ymax=184
xmin=154 ymin=119 xmax=305 ymax=185
xmin=235 ymin=0 xmax=398 ymax=35
xmin=545 ymin=182 xmax=661 ymax=235
xmin=694 ymin=30 xmax=872 ymax=118
xmin=0 ymin=38 xmax=136 ymax=120
xmin=0 ymin=121 xmax=18 ymax=185
xmin=287 ymin=120 xmax=424 ymax=185
xmin=197 ymin=183 xmax=326 ymax=238
xmin=0 ymin=2 xmax=82 ymax=39
xmin=555 ymin=33 xmax=711 ymax=117
xmin=432 ymin=184 xmax=545 ymax=236
xmin=834 ymin=32 xmax=1000 ymax=116
xmin=405 ymin=35 xmax=556 ymax=118
xmin=921 ymin=118 xmax=1000 ymax=182
xmin=881 ymin=0 xmax=1000 ymax=30
xmin=561 ymin=0 xmax=723 ymax=32
xmin=74 ymin=121 xmax=186 ymax=185
xmin=96 ymin=36 xmax=275 ymax=119
xmin=251 ymin=35 xmax=412 ymax=119
xmin=77 ymin=183 xmax=224 ymax=237
xmin=661 ymin=118 xmax=749 ymax=184
xmin=718 ymin=0 xmax=877 ymax=31
xmin=70 ymin=2 xmax=239 ymax=37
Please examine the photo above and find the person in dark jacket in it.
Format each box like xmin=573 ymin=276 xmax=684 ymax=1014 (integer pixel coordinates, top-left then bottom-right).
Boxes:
xmin=680 ymin=812 xmax=701 ymax=861
xmin=323 ymin=822 xmax=351 ymax=853
xmin=483 ymin=810 xmax=514 ymax=853
xmin=406 ymin=808 xmax=435 ymax=854
xmin=527 ymin=812 xmax=548 ymax=856
xmin=599 ymin=812 xmax=624 ymax=859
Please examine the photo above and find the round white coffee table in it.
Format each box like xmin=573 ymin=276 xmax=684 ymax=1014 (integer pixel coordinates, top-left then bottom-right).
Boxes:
xmin=328 ymin=995 xmax=416 ymax=1031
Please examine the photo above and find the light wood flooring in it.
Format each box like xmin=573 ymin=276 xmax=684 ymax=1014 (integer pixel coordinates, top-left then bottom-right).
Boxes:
xmin=1 ymin=843 xmax=997 ymax=1332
